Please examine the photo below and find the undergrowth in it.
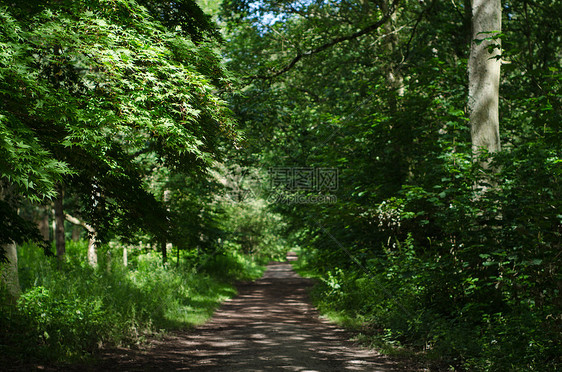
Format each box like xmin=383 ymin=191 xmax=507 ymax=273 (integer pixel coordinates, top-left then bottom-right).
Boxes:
xmin=294 ymin=243 xmax=562 ymax=372
xmin=0 ymin=241 xmax=265 ymax=366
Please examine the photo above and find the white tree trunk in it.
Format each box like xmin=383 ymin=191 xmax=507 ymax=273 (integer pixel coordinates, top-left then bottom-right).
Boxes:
xmin=87 ymin=235 xmax=98 ymax=267
xmin=54 ymin=187 xmax=65 ymax=262
xmin=468 ymin=0 xmax=502 ymax=155
xmin=65 ymin=214 xmax=97 ymax=267
xmin=123 ymin=245 xmax=128 ymax=267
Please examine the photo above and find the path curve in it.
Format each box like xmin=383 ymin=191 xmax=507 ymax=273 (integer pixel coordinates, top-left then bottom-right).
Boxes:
xmin=97 ymin=260 xmax=410 ymax=371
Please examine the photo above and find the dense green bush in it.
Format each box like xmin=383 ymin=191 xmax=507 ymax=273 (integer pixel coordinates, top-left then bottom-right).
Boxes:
xmin=305 ymin=235 xmax=561 ymax=370
xmin=302 ymin=176 xmax=561 ymax=371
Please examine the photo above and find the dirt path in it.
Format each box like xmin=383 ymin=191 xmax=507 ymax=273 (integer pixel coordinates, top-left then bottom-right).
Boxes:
xmin=95 ymin=260 xmax=412 ymax=371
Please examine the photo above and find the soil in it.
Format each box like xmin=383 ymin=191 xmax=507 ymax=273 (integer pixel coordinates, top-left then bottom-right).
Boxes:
xmin=46 ymin=256 xmax=420 ymax=371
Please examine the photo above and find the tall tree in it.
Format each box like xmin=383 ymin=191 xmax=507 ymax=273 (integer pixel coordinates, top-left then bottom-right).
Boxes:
xmin=468 ymin=0 xmax=502 ymax=156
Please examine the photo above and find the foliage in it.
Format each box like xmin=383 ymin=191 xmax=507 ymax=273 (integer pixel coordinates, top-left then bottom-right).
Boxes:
xmin=220 ymin=198 xmax=289 ymax=262
xmin=220 ymin=0 xmax=562 ymax=370
xmin=0 ymin=0 xmax=236 ymax=247
xmin=0 ymin=240 xmax=263 ymax=364
xmin=1 ymin=0 xmax=560 ymax=370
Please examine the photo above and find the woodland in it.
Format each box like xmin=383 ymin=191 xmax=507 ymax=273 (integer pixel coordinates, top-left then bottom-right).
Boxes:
xmin=0 ymin=0 xmax=560 ymax=371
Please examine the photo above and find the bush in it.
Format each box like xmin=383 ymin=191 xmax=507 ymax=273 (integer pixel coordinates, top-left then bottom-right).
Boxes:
xmin=302 ymin=225 xmax=562 ymax=371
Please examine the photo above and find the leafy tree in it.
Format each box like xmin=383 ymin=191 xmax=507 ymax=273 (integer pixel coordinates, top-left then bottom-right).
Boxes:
xmin=1 ymin=0 xmax=236 ymax=294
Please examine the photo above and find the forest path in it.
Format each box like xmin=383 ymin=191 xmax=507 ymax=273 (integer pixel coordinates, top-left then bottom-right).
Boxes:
xmin=95 ymin=257 xmax=412 ymax=371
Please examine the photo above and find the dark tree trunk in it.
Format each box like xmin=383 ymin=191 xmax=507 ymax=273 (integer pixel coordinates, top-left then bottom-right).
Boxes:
xmin=38 ymin=205 xmax=51 ymax=241
xmin=161 ymin=241 xmax=167 ymax=264
xmin=71 ymin=227 xmax=81 ymax=241
xmin=0 ymin=181 xmax=20 ymax=302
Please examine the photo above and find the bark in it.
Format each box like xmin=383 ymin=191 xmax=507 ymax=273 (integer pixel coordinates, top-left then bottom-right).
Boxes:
xmin=161 ymin=241 xmax=167 ymax=264
xmin=162 ymin=189 xmax=171 ymax=265
xmin=54 ymin=187 xmax=65 ymax=262
xmin=381 ymin=0 xmax=404 ymax=100
xmin=468 ymin=0 xmax=502 ymax=156
xmin=1 ymin=242 xmax=20 ymax=302
xmin=51 ymin=215 xmax=56 ymax=244
xmin=381 ymin=1 xmax=412 ymax=182
xmin=87 ymin=237 xmax=98 ymax=267
xmin=106 ymin=250 xmax=112 ymax=273
xmin=37 ymin=205 xmax=51 ymax=241
xmin=71 ymin=227 xmax=81 ymax=241
xmin=65 ymin=214 xmax=98 ymax=267
xmin=123 ymin=246 xmax=128 ymax=267
xmin=0 ymin=182 xmax=20 ymax=302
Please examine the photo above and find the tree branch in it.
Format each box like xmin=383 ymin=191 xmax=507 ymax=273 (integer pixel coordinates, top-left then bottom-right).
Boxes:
xmin=251 ymin=0 xmax=401 ymax=80
xmin=65 ymin=213 xmax=95 ymax=234
xmin=403 ymin=0 xmax=436 ymax=64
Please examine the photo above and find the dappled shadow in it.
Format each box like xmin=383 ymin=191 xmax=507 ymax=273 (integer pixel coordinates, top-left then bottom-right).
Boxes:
xmin=91 ymin=261 xmax=408 ymax=371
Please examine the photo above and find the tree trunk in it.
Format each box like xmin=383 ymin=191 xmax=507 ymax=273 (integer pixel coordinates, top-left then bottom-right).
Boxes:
xmin=0 ymin=182 xmax=20 ymax=302
xmin=1 ymin=242 xmax=20 ymax=303
xmin=161 ymin=189 xmax=171 ymax=265
xmin=37 ymin=206 xmax=51 ymax=241
xmin=106 ymin=250 xmax=112 ymax=273
xmin=54 ymin=187 xmax=65 ymax=262
xmin=161 ymin=241 xmax=167 ymax=264
xmin=51 ymin=213 xmax=56 ymax=244
xmin=87 ymin=234 xmax=98 ymax=267
xmin=468 ymin=0 xmax=502 ymax=156
xmin=123 ymin=245 xmax=128 ymax=267
xmin=381 ymin=0 xmax=412 ymax=183
xmin=65 ymin=214 xmax=97 ymax=267
xmin=381 ymin=0 xmax=404 ymax=100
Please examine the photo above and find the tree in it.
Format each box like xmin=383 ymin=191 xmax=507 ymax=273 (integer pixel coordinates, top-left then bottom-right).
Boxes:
xmin=0 ymin=183 xmax=21 ymax=302
xmin=468 ymin=0 xmax=502 ymax=156
xmin=65 ymin=213 xmax=98 ymax=266
xmin=0 ymin=5 xmax=69 ymax=270
xmin=0 ymin=0 xmax=236 ymax=279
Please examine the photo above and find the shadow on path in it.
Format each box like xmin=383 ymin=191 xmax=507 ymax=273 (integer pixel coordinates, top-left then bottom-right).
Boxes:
xmin=96 ymin=260 xmax=410 ymax=371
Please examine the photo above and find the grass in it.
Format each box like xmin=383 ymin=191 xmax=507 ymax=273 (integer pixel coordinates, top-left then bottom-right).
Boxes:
xmin=0 ymin=241 xmax=265 ymax=366
xmin=290 ymin=249 xmax=429 ymax=369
